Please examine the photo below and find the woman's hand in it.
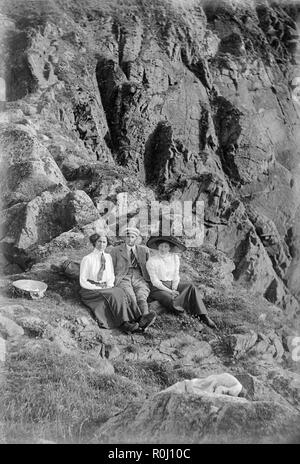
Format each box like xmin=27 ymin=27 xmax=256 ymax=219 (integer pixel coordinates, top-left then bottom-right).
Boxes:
xmin=170 ymin=290 xmax=179 ymax=298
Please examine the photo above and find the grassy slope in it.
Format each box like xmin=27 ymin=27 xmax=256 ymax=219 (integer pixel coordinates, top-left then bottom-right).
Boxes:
xmin=0 ymin=243 xmax=299 ymax=443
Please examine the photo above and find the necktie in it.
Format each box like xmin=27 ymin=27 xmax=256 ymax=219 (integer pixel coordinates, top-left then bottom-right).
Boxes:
xmin=130 ymin=248 xmax=138 ymax=267
xmin=97 ymin=253 xmax=106 ymax=281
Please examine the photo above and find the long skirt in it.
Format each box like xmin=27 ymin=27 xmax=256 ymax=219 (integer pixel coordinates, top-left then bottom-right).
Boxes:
xmin=149 ymin=280 xmax=207 ymax=316
xmin=79 ymin=287 xmax=140 ymax=329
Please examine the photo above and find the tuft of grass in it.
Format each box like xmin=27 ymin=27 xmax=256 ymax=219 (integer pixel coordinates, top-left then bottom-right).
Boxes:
xmin=0 ymin=339 xmax=145 ymax=443
xmin=114 ymin=359 xmax=196 ymax=392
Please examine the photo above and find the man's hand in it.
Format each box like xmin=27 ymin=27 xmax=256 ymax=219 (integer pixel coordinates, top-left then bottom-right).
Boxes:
xmin=171 ymin=290 xmax=179 ymax=298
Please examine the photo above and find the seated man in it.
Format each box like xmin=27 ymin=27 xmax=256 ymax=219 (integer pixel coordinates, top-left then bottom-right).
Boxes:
xmin=108 ymin=227 xmax=156 ymax=331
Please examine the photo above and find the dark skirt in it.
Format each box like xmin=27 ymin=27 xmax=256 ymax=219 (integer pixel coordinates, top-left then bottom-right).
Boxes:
xmin=149 ymin=280 xmax=207 ymax=316
xmin=80 ymin=286 xmax=140 ymax=329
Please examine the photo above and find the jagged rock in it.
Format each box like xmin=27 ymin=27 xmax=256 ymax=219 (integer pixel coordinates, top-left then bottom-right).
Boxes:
xmin=234 ymin=372 xmax=298 ymax=409
xmin=0 ymin=314 xmax=24 ymax=339
xmin=228 ymin=330 xmax=285 ymax=361
xmin=264 ymin=276 xmax=299 ymax=315
xmin=246 ymin=205 xmax=291 ymax=280
xmin=33 ymin=231 xmax=86 ymax=260
xmin=1 ymin=185 xmax=100 ymax=251
xmin=0 ymin=0 xmax=299 ymax=314
xmin=267 ymin=369 xmax=300 ymax=409
xmin=228 ymin=331 xmax=258 ymax=359
xmin=249 ymin=332 xmax=284 ymax=361
xmin=95 ymin=391 xmax=300 ymax=443
xmin=183 ymin=245 xmax=235 ymax=290
xmin=0 ymin=124 xmax=66 ymax=208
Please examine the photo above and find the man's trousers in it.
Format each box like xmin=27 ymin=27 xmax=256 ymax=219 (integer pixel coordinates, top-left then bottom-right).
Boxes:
xmin=117 ymin=268 xmax=150 ymax=316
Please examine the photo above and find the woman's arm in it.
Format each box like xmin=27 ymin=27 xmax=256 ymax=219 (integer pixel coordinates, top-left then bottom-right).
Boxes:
xmin=79 ymin=256 xmax=100 ymax=290
xmin=105 ymin=254 xmax=115 ymax=288
xmin=171 ymin=254 xmax=180 ymax=290
xmin=146 ymin=258 xmax=173 ymax=292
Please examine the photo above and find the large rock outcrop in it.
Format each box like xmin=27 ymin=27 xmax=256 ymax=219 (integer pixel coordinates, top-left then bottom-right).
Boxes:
xmin=0 ymin=2 xmax=300 ymax=308
xmin=94 ymin=390 xmax=300 ymax=444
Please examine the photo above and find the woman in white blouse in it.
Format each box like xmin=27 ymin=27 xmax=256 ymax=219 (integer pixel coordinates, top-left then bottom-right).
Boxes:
xmin=146 ymin=236 xmax=217 ymax=329
xmin=80 ymin=233 xmax=141 ymax=334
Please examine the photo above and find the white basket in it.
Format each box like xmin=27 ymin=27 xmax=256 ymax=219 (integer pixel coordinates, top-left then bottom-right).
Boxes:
xmin=12 ymin=279 xmax=48 ymax=300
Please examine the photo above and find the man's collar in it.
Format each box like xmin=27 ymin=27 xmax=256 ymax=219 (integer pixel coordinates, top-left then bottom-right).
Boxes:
xmin=126 ymin=244 xmax=136 ymax=251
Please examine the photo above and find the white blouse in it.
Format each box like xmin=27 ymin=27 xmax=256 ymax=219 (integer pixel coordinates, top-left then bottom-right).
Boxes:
xmin=146 ymin=253 xmax=180 ymax=291
xmin=80 ymin=250 xmax=115 ymax=290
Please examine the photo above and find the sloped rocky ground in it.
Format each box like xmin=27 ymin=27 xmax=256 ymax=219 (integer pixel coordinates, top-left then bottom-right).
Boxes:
xmin=0 ymin=0 xmax=300 ymax=444
xmin=0 ymin=243 xmax=300 ymax=443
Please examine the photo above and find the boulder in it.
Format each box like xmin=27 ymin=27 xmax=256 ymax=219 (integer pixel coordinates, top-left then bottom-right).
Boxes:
xmin=228 ymin=330 xmax=285 ymax=361
xmin=96 ymin=391 xmax=300 ymax=443
xmin=1 ymin=185 xmax=100 ymax=250
xmin=248 ymin=332 xmax=284 ymax=361
xmin=235 ymin=372 xmax=295 ymax=409
xmin=228 ymin=331 xmax=258 ymax=359
xmin=0 ymin=315 xmax=24 ymax=339
xmin=267 ymin=369 xmax=300 ymax=409
xmin=0 ymin=124 xmax=66 ymax=208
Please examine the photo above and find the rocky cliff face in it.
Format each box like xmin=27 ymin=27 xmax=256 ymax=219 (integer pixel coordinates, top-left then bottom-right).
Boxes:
xmin=1 ymin=0 xmax=300 ymax=316
xmin=1 ymin=0 xmax=300 ymax=444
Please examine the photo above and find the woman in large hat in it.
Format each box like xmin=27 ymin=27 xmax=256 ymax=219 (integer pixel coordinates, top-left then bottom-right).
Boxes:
xmin=146 ymin=236 xmax=217 ymax=329
xmin=79 ymin=232 xmax=141 ymax=334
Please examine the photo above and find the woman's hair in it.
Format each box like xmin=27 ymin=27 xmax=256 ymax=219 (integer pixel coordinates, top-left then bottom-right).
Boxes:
xmin=157 ymin=240 xmax=174 ymax=250
xmin=89 ymin=233 xmax=108 ymax=247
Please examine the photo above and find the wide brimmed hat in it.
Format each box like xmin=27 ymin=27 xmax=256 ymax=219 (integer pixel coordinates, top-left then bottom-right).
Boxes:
xmin=146 ymin=236 xmax=187 ymax=252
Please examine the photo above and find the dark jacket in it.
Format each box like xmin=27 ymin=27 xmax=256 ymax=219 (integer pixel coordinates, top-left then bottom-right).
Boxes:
xmin=108 ymin=243 xmax=150 ymax=286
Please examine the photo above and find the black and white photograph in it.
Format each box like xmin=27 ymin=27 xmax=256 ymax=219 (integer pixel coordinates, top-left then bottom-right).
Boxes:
xmin=0 ymin=0 xmax=300 ymax=449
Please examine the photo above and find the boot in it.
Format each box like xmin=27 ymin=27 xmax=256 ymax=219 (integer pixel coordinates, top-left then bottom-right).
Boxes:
xmin=172 ymin=304 xmax=185 ymax=314
xmin=138 ymin=312 xmax=157 ymax=331
xmin=198 ymin=314 xmax=217 ymax=329
xmin=120 ymin=321 xmax=139 ymax=334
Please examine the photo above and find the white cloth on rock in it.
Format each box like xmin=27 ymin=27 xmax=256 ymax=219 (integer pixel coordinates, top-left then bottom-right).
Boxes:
xmin=161 ymin=373 xmax=243 ymax=397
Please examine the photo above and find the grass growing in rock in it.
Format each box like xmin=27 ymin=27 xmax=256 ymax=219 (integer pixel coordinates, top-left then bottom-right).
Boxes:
xmin=114 ymin=359 xmax=196 ymax=393
xmin=0 ymin=339 xmax=145 ymax=444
